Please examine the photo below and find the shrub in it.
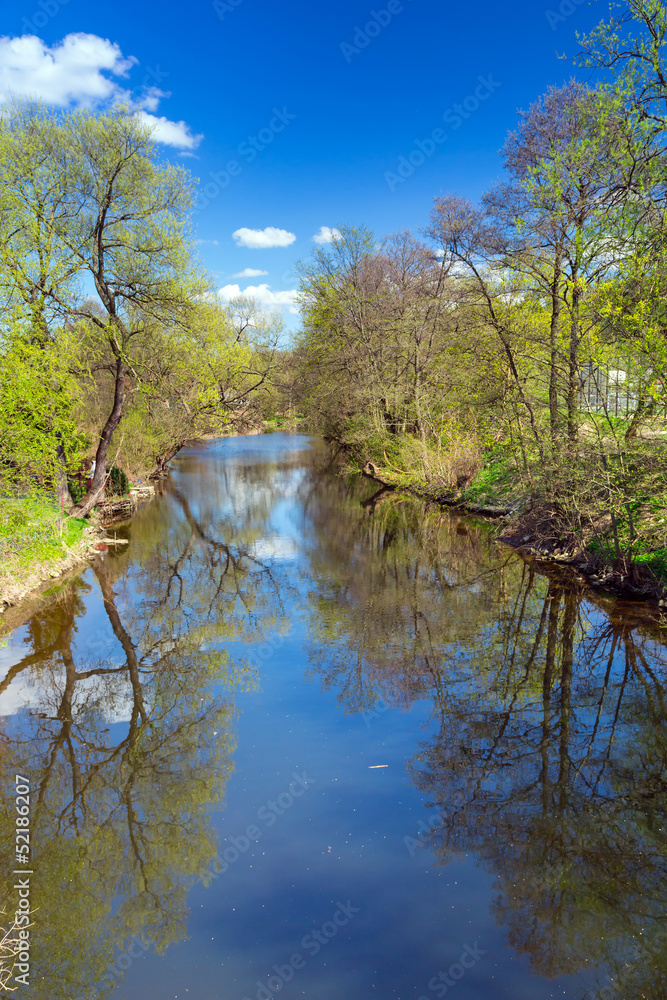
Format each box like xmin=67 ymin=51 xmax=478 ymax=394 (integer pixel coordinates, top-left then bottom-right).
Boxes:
xmin=106 ymin=466 xmax=130 ymax=497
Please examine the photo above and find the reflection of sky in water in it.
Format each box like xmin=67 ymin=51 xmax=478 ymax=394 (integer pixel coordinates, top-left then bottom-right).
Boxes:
xmin=1 ymin=576 xmax=146 ymax=722
xmin=249 ymin=535 xmax=299 ymax=562
xmin=170 ymin=435 xmax=313 ymax=529
xmin=1 ymin=669 xmax=137 ymax=722
xmin=115 ymin=626 xmax=586 ymax=1000
xmin=0 ymin=432 xmax=664 ymax=1000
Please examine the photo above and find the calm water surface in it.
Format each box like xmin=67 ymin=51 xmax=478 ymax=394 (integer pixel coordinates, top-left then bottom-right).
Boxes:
xmin=1 ymin=433 xmax=666 ymax=1000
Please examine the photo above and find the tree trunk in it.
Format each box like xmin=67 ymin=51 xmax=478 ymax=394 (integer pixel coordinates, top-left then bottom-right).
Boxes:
xmin=548 ymin=256 xmax=562 ymax=445
xmin=54 ymin=434 xmax=74 ymax=508
xmin=566 ymin=278 xmax=580 ymax=445
xmin=380 ymin=398 xmax=398 ymax=434
xmin=557 ymin=590 xmax=576 ymax=812
xmin=625 ymin=390 xmax=655 ymax=441
xmin=69 ymin=356 xmax=127 ymax=517
xmin=32 ymin=312 xmax=75 ymax=507
xmin=151 ymin=440 xmax=185 ymax=479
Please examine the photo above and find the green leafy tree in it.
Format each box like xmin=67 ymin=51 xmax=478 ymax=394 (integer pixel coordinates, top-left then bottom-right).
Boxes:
xmin=0 ymin=326 xmax=86 ymax=491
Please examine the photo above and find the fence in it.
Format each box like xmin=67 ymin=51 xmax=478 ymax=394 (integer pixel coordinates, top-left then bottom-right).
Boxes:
xmin=579 ymin=363 xmax=638 ymax=418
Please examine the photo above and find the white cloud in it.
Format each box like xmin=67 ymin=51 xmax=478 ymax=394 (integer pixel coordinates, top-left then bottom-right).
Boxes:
xmin=0 ymin=32 xmax=135 ymax=106
xmin=218 ymin=282 xmax=299 ymax=315
xmin=312 ymin=226 xmax=341 ymax=244
xmin=233 ymin=267 xmax=268 ymax=278
xmin=196 ymin=239 xmax=219 ymax=246
xmin=233 ymin=227 xmax=296 ymax=249
xmin=0 ymin=33 xmax=203 ymax=150
xmin=136 ymin=86 xmax=167 ymax=112
xmin=0 ymin=663 xmax=142 ymax=723
xmin=250 ymin=535 xmax=298 ymax=561
xmin=135 ymin=111 xmax=203 ymax=150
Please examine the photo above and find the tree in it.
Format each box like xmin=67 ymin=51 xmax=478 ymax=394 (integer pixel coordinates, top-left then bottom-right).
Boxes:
xmin=74 ymin=297 xmax=282 ymax=481
xmin=0 ymin=102 xmax=84 ymax=503
xmin=0 ymin=101 xmax=288 ymax=511
xmin=575 ymin=0 xmax=667 ymax=441
xmin=428 ymin=83 xmax=635 ymax=454
xmin=578 ymin=0 xmax=667 ymax=127
xmin=425 ymin=193 xmax=548 ymax=461
xmin=295 ymin=224 xmax=386 ymax=440
xmin=0 ymin=325 xmax=85 ymax=493
xmin=295 ymin=223 xmax=494 ymax=486
xmin=58 ymin=107 xmax=201 ymax=515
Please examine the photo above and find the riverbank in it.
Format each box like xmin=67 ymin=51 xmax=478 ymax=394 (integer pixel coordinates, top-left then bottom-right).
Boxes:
xmin=0 ymin=495 xmax=106 ymax=613
xmin=357 ymin=454 xmax=667 ymax=608
xmin=497 ymin=505 xmax=667 ymax=606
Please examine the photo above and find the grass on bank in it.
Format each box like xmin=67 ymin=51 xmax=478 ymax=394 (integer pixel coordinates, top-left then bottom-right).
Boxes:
xmin=351 ymin=429 xmax=524 ymax=508
xmin=633 ymin=548 xmax=667 ymax=584
xmin=262 ymin=415 xmax=306 ymax=432
xmin=350 ymin=425 xmax=667 ymax=591
xmin=0 ymin=494 xmax=88 ymax=595
xmin=460 ymin=457 xmax=523 ymax=507
xmin=466 ymin=452 xmax=667 ymax=587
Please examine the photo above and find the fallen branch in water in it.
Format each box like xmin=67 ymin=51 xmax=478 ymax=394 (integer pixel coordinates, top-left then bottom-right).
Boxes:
xmin=361 ymin=462 xmax=511 ymax=518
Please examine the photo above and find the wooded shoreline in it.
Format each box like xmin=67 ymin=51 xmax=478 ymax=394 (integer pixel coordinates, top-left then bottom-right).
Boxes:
xmin=360 ymin=461 xmax=667 ymax=609
xmin=2 ymin=428 xmax=666 ymax=647
xmin=0 ymin=488 xmax=153 ymax=613
xmin=0 ymin=425 xmax=287 ymax=614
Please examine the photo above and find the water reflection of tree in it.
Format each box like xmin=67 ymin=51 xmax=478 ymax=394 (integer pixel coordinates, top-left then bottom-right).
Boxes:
xmin=303 ymin=473 xmax=667 ymax=999
xmin=411 ymin=582 xmax=667 ymax=998
xmin=0 ymin=452 xmax=291 ymax=999
xmin=302 ymin=470 xmax=521 ymax=714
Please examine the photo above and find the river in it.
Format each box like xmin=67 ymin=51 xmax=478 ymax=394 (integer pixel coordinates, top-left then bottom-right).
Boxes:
xmin=1 ymin=433 xmax=666 ymax=1000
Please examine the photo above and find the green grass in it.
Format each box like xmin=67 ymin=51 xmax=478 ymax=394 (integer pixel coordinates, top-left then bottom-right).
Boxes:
xmin=0 ymin=495 xmax=88 ymax=585
xmin=633 ymin=547 xmax=667 ymax=583
xmin=462 ymin=456 xmax=522 ymax=505
xmin=586 ymin=412 xmax=633 ymax=432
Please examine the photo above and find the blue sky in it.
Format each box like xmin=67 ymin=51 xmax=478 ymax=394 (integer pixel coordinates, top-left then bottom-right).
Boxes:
xmin=2 ymin=0 xmax=604 ymax=330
